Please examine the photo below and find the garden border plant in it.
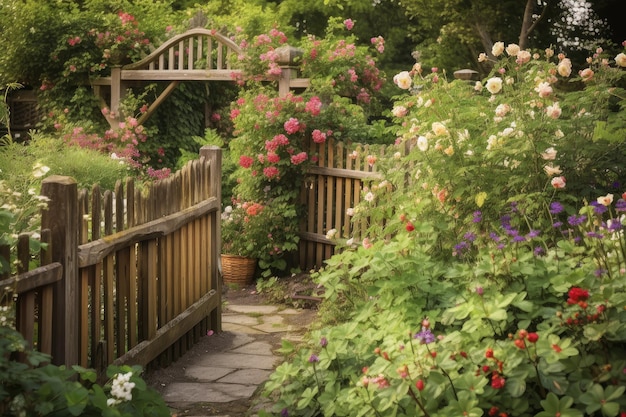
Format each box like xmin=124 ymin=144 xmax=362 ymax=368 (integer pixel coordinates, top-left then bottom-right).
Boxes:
xmin=257 ymin=41 xmax=626 ymax=417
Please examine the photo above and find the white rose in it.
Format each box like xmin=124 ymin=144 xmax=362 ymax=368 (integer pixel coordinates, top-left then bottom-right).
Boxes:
xmin=541 ymin=147 xmax=557 ymax=160
xmin=615 ymin=53 xmax=626 ymax=67
xmin=485 ymin=77 xmax=503 ymax=94
xmin=417 ymin=135 xmax=428 ymax=152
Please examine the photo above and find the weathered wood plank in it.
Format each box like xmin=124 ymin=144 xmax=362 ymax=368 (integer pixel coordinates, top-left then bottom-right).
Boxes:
xmin=120 ymin=69 xmax=238 ymax=81
xmin=78 ymin=197 xmax=219 ymax=267
xmin=113 ymin=290 xmax=219 ymax=368
xmin=306 ymin=165 xmax=382 ymax=180
xmin=0 ymin=262 xmax=63 ymax=294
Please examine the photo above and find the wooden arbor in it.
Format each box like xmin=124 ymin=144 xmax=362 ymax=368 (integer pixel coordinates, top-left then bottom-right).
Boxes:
xmin=92 ymin=28 xmax=309 ymax=127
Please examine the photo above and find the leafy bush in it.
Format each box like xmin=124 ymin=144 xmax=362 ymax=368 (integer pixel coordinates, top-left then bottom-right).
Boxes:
xmin=0 ymin=326 xmax=169 ymax=416
xmin=258 ymin=42 xmax=626 ymax=416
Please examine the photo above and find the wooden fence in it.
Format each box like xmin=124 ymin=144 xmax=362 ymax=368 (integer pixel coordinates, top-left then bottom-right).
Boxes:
xmin=299 ymin=139 xmax=388 ymax=270
xmin=0 ymin=146 xmax=222 ymax=372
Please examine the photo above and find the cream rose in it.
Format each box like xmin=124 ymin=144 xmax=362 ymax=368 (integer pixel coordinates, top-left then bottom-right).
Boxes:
xmin=546 ymin=102 xmax=562 ymax=119
xmin=615 ymin=53 xmax=626 ymax=67
xmin=393 ymin=71 xmax=412 ymax=89
xmin=544 ymin=165 xmax=562 ymax=176
xmin=597 ymin=193 xmax=614 ymax=206
xmin=492 ymin=41 xmax=505 ymax=57
xmin=432 ymin=122 xmax=449 ymax=136
xmin=505 ymin=43 xmax=520 ymax=56
xmin=392 ymin=105 xmax=408 ymax=117
xmin=516 ymin=50 xmax=531 ymax=64
xmin=535 ymin=81 xmax=553 ymax=98
xmin=557 ymin=58 xmax=572 ymax=77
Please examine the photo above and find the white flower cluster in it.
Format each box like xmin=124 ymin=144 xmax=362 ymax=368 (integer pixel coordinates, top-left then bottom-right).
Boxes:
xmin=107 ymin=372 xmax=135 ymax=407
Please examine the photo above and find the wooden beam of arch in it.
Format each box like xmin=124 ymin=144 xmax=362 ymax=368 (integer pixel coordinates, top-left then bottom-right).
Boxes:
xmin=103 ymin=28 xmax=244 ymax=127
xmin=95 ymin=28 xmax=310 ymax=127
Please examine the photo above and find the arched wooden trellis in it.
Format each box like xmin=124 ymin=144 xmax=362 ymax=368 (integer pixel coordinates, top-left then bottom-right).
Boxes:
xmin=91 ymin=28 xmax=309 ymax=127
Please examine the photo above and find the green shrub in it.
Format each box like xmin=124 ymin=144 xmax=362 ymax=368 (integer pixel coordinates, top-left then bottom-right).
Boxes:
xmin=0 ymin=326 xmax=169 ymax=416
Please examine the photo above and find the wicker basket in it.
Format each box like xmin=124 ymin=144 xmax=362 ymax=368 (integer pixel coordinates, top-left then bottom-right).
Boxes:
xmin=221 ymin=254 xmax=257 ymax=286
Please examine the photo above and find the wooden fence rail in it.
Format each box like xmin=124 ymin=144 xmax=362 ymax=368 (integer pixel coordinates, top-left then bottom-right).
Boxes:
xmin=0 ymin=146 xmax=222 ymax=373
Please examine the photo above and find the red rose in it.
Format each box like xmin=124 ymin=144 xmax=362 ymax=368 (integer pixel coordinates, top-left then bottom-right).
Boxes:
xmin=567 ymin=287 xmax=589 ymax=303
xmin=415 ymin=379 xmax=425 ymax=391
xmin=527 ymin=333 xmax=539 ymax=343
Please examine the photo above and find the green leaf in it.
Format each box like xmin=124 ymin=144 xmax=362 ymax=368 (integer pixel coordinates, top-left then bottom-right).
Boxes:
xmin=65 ymin=386 xmax=89 ymax=416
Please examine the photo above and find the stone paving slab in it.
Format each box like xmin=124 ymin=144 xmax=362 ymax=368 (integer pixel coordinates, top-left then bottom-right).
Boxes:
xmin=230 ymin=341 xmax=273 ymax=356
xmin=226 ymin=305 xmax=279 ymax=314
xmin=221 ymin=322 xmax=266 ymax=334
xmin=221 ymin=314 xmax=260 ymax=326
xmin=195 ymin=352 xmax=277 ymax=370
xmin=217 ymin=368 xmax=272 ymax=385
xmin=162 ymin=382 xmax=256 ymax=403
xmin=185 ymin=366 xmax=235 ymax=382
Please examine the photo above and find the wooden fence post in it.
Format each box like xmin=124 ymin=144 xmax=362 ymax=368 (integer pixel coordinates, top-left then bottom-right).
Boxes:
xmin=41 ymin=175 xmax=79 ymax=366
xmin=200 ymin=145 xmax=221 ymax=332
xmin=276 ymin=45 xmax=303 ymax=98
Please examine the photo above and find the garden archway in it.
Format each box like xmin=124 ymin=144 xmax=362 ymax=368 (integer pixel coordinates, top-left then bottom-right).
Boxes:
xmin=91 ymin=28 xmax=309 ymax=127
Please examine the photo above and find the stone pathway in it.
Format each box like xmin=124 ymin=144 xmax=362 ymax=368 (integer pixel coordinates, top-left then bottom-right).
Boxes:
xmin=153 ymin=301 xmax=314 ymax=417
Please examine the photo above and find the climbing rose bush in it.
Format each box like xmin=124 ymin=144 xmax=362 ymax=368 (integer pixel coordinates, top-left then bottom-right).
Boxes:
xmin=227 ymin=19 xmax=388 ymax=276
xmin=258 ymin=41 xmax=626 ymax=416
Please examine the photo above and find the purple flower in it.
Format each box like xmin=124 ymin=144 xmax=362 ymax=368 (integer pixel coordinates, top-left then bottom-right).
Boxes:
xmin=320 ymin=337 xmax=328 ymax=348
xmin=526 ymin=229 xmax=541 ymax=238
xmin=513 ymin=235 xmax=526 ymax=243
xmin=500 ymin=215 xmax=512 ymax=229
xmin=308 ymin=354 xmax=319 ymax=363
xmin=506 ymin=228 xmax=520 ymax=237
xmin=533 ymin=246 xmax=545 ymax=256
xmin=553 ymin=221 xmax=563 ymax=228
xmin=472 ymin=211 xmax=482 ymax=223
xmin=281 ymin=408 xmax=289 ymax=417
xmin=616 ymin=200 xmax=626 ymax=212
xmin=454 ymin=241 xmax=470 ymax=256
xmin=550 ymin=202 xmax=564 ymax=214
xmin=464 ymin=232 xmax=477 ymax=242
xmin=591 ymin=201 xmax=608 ymax=214
xmin=476 ymin=286 xmax=484 ymax=296
xmin=490 ymin=232 xmax=501 ymax=242
xmin=594 ymin=269 xmax=607 ymax=277
xmin=586 ymin=231 xmax=604 ymax=239
xmin=568 ymin=215 xmax=587 ymax=226
xmin=414 ymin=328 xmax=436 ymax=344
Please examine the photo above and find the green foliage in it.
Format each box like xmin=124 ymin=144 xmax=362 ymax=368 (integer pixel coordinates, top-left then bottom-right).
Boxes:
xmin=0 ymin=326 xmax=169 ymax=416
xmin=258 ymin=42 xmax=626 ymax=417
xmin=0 ymin=133 xmax=129 ymax=192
